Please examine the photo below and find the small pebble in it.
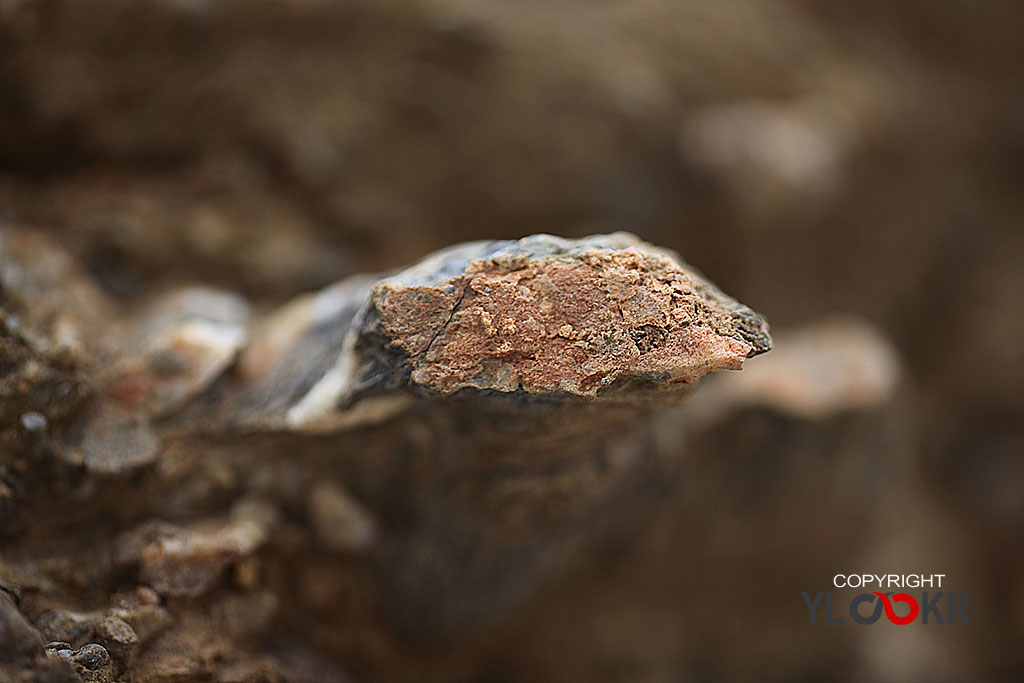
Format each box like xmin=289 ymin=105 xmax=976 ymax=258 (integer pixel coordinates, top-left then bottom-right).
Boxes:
xmin=137 ymin=586 xmax=161 ymax=605
xmin=20 ymin=411 xmax=48 ymax=431
xmin=72 ymin=643 xmax=110 ymax=671
xmin=45 ymin=641 xmax=73 ymax=657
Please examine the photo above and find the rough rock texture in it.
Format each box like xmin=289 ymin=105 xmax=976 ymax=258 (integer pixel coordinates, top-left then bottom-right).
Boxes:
xmin=368 ymin=233 xmax=769 ymax=397
xmin=0 ymin=230 xmax=769 ymax=682
xmin=203 ymin=233 xmax=770 ymax=433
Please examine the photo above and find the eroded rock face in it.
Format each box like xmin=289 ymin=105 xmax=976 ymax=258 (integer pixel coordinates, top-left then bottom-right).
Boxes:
xmin=3 ymin=229 xmax=769 ymax=457
xmin=238 ymin=233 xmax=770 ymax=430
xmin=0 ymin=229 xmax=771 ymax=678
xmin=367 ymin=233 xmax=770 ymax=397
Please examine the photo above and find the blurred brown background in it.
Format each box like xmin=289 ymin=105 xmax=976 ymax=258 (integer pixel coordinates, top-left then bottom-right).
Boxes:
xmin=2 ymin=1 xmax=1023 ymax=681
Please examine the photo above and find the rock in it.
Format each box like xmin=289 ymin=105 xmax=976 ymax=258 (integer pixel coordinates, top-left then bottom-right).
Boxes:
xmin=0 ymin=243 xmax=93 ymax=525
xmin=1 ymin=592 xmax=44 ymax=665
xmin=0 ymin=0 xmax=1020 ymax=678
xmin=104 ymin=287 xmax=249 ymax=419
xmin=74 ymin=287 xmax=249 ymax=474
xmin=281 ymin=233 xmax=770 ymax=429
xmin=0 ymin=230 xmax=114 ymax=355
xmin=75 ymin=407 xmax=160 ymax=474
xmin=229 ymin=276 xmax=384 ymax=429
xmin=0 ymin=229 xmax=772 ymax=673
xmin=43 ymin=641 xmax=115 ymax=683
xmin=36 ymin=610 xmax=139 ymax=651
xmin=132 ymin=518 xmax=268 ymax=598
xmin=371 ymin=233 xmax=769 ymax=394
xmin=308 ymin=481 xmax=377 ymax=552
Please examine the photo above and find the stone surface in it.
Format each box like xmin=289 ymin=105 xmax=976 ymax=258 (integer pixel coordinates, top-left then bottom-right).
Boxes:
xmin=281 ymin=233 xmax=770 ymax=430
xmin=120 ymin=516 xmax=269 ymax=598
xmin=368 ymin=233 xmax=769 ymax=397
xmin=0 ymin=228 xmax=771 ymax=678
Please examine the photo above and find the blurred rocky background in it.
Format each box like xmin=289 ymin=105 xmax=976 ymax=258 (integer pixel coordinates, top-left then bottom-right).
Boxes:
xmin=1 ymin=0 xmax=1023 ymax=681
